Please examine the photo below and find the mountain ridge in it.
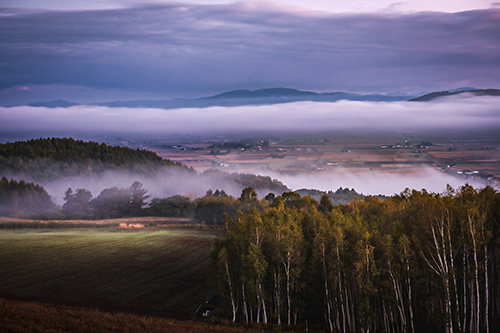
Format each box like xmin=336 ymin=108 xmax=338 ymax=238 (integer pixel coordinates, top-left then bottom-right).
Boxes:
xmin=7 ymin=88 xmax=413 ymax=109
xmin=409 ymin=89 xmax=500 ymax=101
xmin=8 ymin=87 xmax=500 ymax=108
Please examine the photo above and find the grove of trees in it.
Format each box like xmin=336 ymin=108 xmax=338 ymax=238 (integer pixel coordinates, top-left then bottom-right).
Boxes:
xmin=0 ymin=137 xmax=191 ymax=180
xmin=210 ymin=185 xmax=500 ymax=333
xmin=62 ymin=181 xmax=151 ymax=219
xmin=0 ymin=176 xmax=58 ymax=218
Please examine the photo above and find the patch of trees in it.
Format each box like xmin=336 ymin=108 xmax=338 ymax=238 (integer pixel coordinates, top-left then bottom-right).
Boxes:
xmin=200 ymin=169 xmax=289 ymax=195
xmin=210 ymin=184 xmax=500 ymax=332
xmin=62 ymin=181 xmax=150 ymax=219
xmin=297 ymin=187 xmax=365 ymax=205
xmin=209 ymin=140 xmax=268 ymax=150
xmin=0 ymin=177 xmax=59 ymax=218
xmin=209 ymin=150 xmax=226 ymax=155
xmin=58 ymin=183 xmax=269 ymax=222
xmin=0 ymin=172 xmax=286 ymax=221
xmin=148 ymin=195 xmax=196 ymax=218
xmin=0 ymin=138 xmax=190 ymax=180
xmin=194 ymin=190 xmax=239 ymax=224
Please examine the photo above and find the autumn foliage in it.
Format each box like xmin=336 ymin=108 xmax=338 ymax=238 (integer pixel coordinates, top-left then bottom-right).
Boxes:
xmin=211 ymin=185 xmax=500 ymax=332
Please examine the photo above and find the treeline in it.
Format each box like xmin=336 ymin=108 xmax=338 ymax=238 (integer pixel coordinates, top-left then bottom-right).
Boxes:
xmin=210 ymin=185 xmax=500 ymax=332
xmin=0 ymin=177 xmax=58 ymax=218
xmin=59 ymin=185 xmax=363 ymax=224
xmin=0 ymin=174 xmax=286 ymax=221
xmin=297 ymin=187 xmax=366 ymax=206
xmin=201 ymin=169 xmax=288 ymax=195
xmin=0 ymin=138 xmax=190 ymax=180
xmin=61 ymin=181 xmax=151 ymax=219
xmin=60 ymin=185 xmax=272 ymax=223
xmin=209 ymin=139 xmax=269 ymax=150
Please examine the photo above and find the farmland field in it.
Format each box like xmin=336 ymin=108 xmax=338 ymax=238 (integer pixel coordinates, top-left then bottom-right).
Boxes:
xmin=0 ymin=228 xmax=219 ymax=317
xmin=137 ymin=132 xmax=500 ymax=181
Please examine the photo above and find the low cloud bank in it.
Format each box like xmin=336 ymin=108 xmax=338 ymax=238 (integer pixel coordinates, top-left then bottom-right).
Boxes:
xmin=26 ymin=167 xmax=488 ymax=206
xmin=1 ymin=97 xmax=500 ymax=139
xmin=33 ymin=169 xmax=244 ymax=206
xmin=2 ymin=98 xmax=498 ymax=202
xmin=257 ymin=168 xmax=486 ymax=197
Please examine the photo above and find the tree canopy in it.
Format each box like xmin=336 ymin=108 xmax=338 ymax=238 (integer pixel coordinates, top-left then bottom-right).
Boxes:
xmin=211 ymin=184 xmax=500 ymax=332
xmin=0 ymin=137 xmax=190 ymax=180
xmin=0 ymin=176 xmax=58 ymax=218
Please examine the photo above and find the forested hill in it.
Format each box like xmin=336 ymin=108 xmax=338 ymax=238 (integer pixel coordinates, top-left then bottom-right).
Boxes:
xmin=0 ymin=138 xmax=190 ymax=180
xmin=409 ymin=88 xmax=500 ymax=101
xmin=0 ymin=177 xmax=58 ymax=218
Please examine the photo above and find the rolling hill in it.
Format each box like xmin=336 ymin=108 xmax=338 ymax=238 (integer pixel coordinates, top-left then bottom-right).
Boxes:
xmin=409 ymin=88 xmax=500 ymax=101
xmin=8 ymin=88 xmax=413 ymax=109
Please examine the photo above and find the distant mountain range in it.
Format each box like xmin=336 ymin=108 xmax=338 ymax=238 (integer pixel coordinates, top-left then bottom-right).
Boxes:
xmin=14 ymin=88 xmax=410 ymax=109
xmin=94 ymin=88 xmax=415 ymax=109
xmin=7 ymin=87 xmax=500 ymax=109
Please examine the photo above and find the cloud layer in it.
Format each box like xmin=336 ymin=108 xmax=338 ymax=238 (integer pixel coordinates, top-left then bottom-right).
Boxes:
xmin=1 ymin=97 xmax=499 ymax=140
xmin=259 ymin=167 xmax=485 ymax=197
xmin=1 ymin=3 xmax=499 ymax=100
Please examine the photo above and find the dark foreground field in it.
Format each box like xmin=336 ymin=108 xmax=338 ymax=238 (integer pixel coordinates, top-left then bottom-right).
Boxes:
xmin=0 ymin=228 xmax=218 ymax=319
xmin=0 ymin=298 xmax=269 ymax=333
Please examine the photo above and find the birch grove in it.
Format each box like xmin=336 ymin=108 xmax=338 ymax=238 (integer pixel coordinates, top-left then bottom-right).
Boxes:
xmin=210 ymin=185 xmax=500 ymax=332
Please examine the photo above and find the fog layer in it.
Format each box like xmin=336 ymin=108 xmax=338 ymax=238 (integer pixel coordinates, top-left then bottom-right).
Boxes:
xmin=1 ymin=97 xmax=500 ymax=139
xmin=258 ymin=168 xmax=485 ymax=197
xmin=13 ymin=166 xmax=487 ymax=206
xmin=30 ymin=169 xmax=246 ymax=206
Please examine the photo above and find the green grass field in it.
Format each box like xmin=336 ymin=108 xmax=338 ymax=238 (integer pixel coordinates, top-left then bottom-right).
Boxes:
xmin=0 ymin=228 xmax=219 ymax=317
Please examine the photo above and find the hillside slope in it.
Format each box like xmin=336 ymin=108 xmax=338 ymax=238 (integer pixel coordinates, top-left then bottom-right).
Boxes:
xmin=8 ymin=88 xmax=413 ymax=109
xmin=0 ymin=138 xmax=189 ymax=180
xmin=409 ymin=88 xmax=500 ymax=101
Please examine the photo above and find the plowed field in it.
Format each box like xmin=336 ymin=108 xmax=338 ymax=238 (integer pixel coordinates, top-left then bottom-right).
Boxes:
xmin=0 ymin=228 xmax=218 ymax=317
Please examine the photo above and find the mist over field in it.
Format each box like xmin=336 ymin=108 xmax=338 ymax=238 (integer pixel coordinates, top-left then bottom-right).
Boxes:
xmin=11 ymin=169 xmax=245 ymax=206
xmin=7 ymin=164 xmax=486 ymax=207
xmin=258 ymin=168 xmax=485 ymax=197
xmin=2 ymin=96 xmax=498 ymax=200
xmin=1 ymin=97 xmax=500 ymax=140
xmin=5 ymin=168 xmax=481 ymax=207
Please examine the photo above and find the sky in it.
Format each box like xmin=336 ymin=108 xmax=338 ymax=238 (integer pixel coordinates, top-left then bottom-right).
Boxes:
xmin=1 ymin=0 xmax=499 ymax=103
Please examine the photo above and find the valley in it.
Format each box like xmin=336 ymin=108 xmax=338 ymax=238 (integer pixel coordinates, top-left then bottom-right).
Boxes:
xmin=102 ymin=131 xmax=500 ymax=191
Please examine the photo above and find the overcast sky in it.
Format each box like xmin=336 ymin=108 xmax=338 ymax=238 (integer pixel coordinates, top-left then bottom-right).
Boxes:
xmin=1 ymin=0 xmax=499 ymax=103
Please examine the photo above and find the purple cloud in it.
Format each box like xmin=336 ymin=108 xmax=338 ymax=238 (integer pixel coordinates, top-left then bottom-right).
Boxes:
xmin=0 ymin=4 xmax=499 ymax=98
xmin=1 ymin=97 xmax=499 ymax=140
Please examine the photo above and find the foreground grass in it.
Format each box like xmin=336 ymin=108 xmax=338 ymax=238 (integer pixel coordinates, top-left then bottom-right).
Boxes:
xmin=0 ymin=298 xmax=267 ymax=333
xmin=0 ymin=229 xmax=218 ymax=315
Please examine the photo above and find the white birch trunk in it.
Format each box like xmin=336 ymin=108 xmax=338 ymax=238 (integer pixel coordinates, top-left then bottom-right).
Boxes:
xmin=223 ymin=256 xmax=237 ymax=322
xmin=274 ymin=270 xmax=281 ymax=325
xmin=482 ymin=221 xmax=489 ymax=333
xmin=337 ymin=246 xmax=347 ymax=333
xmin=446 ymin=214 xmax=461 ymax=333
xmin=468 ymin=213 xmax=480 ymax=333
xmin=388 ymin=258 xmax=406 ymax=332
xmin=402 ymin=239 xmax=415 ymax=333
xmin=422 ymin=222 xmax=453 ymax=333
xmin=322 ymin=242 xmax=334 ymax=331
xmin=242 ymin=279 xmax=249 ymax=324
xmin=283 ymin=251 xmax=291 ymax=325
